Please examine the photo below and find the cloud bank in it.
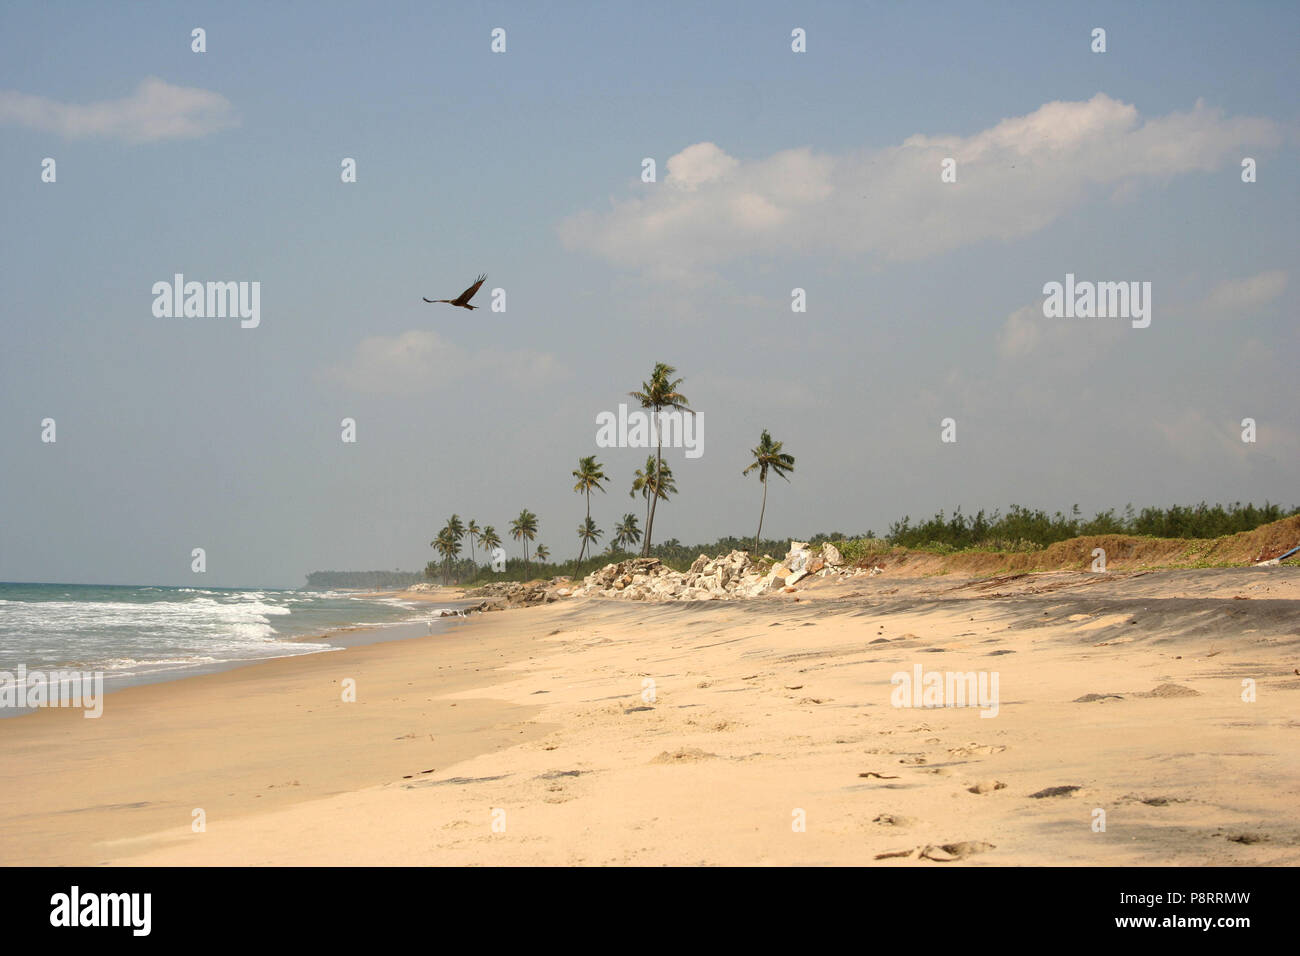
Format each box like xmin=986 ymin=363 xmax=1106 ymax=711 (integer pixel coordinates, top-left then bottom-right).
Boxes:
xmin=0 ymin=77 xmax=237 ymax=142
xmin=560 ymin=95 xmax=1280 ymax=273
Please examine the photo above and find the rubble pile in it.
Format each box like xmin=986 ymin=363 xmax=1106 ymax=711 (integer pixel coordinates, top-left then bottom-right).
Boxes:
xmin=461 ymin=578 xmax=574 ymax=610
xmin=578 ymin=541 xmax=865 ymax=601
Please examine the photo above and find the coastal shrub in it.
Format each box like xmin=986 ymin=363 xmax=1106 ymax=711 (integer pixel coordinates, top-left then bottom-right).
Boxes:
xmin=884 ymin=501 xmax=1296 ymax=552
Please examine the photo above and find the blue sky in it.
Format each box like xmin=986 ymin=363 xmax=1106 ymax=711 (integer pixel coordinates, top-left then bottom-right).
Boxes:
xmin=2 ymin=1 xmax=1296 ymax=586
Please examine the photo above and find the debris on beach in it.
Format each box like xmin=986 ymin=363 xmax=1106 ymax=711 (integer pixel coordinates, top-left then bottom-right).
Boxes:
xmin=1028 ymin=785 xmax=1082 ymax=799
xmin=460 ymin=580 xmax=574 ymax=610
xmin=576 ymin=541 xmax=859 ymax=601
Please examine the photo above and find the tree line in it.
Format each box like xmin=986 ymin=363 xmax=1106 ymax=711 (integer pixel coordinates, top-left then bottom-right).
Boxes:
xmin=885 ymin=501 xmax=1299 ymax=552
xmin=401 ymin=359 xmax=1296 ymax=585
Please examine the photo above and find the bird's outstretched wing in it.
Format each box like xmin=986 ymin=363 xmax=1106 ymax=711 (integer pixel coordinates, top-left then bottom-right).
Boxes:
xmin=422 ymin=297 xmax=450 ymax=303
xmin=453 ymin=274 xmax=487 ymax=306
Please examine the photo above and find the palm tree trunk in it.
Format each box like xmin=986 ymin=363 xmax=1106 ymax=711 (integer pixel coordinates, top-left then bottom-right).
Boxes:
xmin=581 ymin=489 xmax=591 ymax=561
xmin=754 ymin=478 xmax=768 ymax=552
xmin=644 ymin=408 xmax=662 ymax=556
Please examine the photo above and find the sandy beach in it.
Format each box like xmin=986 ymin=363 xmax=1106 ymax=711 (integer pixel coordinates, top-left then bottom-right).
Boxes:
xmin=2 ymin=567 xmax=1296 ymax=866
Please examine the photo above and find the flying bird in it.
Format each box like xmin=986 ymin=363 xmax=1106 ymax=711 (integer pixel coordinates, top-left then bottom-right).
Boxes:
xmin=424 ymin=274 xmax=487 ymax=310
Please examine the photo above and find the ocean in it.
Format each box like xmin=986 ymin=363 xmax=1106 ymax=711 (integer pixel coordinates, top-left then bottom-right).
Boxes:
xmin=0 ymin=582 xmax=446 ymax=701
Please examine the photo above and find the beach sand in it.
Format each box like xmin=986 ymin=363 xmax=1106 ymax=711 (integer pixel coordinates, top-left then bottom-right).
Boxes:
xmin=2 ymin=568 xmax=1297 ymax=866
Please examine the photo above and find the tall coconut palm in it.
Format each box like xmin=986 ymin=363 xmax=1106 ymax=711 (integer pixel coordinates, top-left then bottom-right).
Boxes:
xmin=446 ymin=514 xmax=465 ymax=547
xmin=629 ymin=363 xmax=692 ymax=555
xmin=571 ymin=456 xmax=608 ymax=561
xmin=466 ymin=519 xmax=481 ymax=566
xmin=577 ymin=516 xmax=602 ymax=560
xmin=510 ymin=509 xmax=539 ymax=578
xmin=430 ymin=527 xmax=444 ymax=583
xmin=742 ymin=428 xmax=796 ymax=551
xmin=613 ymin=513 xmax=642 ymax=552
xmin=448 ymin=527 xmax=463 ymax=579
xmin=479 ymin=525 xmax=502 ymax=571
xmin=432 ymin=527 xmax=457 ymax=585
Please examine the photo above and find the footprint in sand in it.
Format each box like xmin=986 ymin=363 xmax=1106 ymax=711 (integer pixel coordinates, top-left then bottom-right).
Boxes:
xmin=967 ymin=780 xmax=1007 ymax=794
xmin=651 ymin=748 xmax=717 ymax=764
xmin=873 ymin=813 xmax=916 ymax=827
xmin=947 ymin=744 xmax=1007 ymax=757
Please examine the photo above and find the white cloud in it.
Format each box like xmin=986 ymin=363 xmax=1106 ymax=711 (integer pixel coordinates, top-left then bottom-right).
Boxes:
xmin=1203 ymin=270 xmax=1288 ymax=315
xmin=0 ymin=77 xmax=237 ymax=142
xmin=322 ymin=330 xmax=566 ymax=395
xmin=997 ymin=298 xmax=1127 ymax=363
xmin=666 ymin=142 xmax=739 ymax=189
xmin=561 ymin=95 xmax=1280 ymax=274
xmin=997 ymin=303 xmax=1044 ymax=359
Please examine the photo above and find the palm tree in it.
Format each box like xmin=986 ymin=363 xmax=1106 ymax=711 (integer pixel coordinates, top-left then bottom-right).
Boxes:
xmin=479 ymin=525 xmax=502 ymax=568
xmin=534 ymin=544 xmax=551 ymax=564
xmin=467 ymin=519 xmax=481 ymax=567
xmin=629 ymin=363 xmax=692 ymax=555
xmin=742 ymin=429 xmax=796 ymax=551
xmin=432 ymin=527 xmax=457 ymax=585
xmin=447 ymin=527 xmax=463 ymax=580
xmin=629 ymin=456 xmax=656 ymax=534
xmin=630 ymin=457 xmax=676 ymax=556
xmin=510 ymin=509 xmax=539 ymax=578
xmin=446 ymin=514 xmax=465 ymax=547
xmin=613 ymin=513 xmax=641 ymax=552
xmin=571 ymin=456 xmax=608 ymax=561
xmin=577 ymin=516 xmax=602 ymax=560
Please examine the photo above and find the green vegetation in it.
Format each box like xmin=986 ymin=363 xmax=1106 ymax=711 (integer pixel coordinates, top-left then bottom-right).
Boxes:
xmin=351 ymin=361 xmax=1297 ymax=589
xmin=320 ymin=499 xmax=1296 ymax=589
xmin=885 ymin=501 xmax=1297 ymax=552
xmin=510 ymin=508 xmax=540 ymax=578
xmin=629 ymin=362 xmax=692 ymax=556
xmin=742 ymin=428 xmax=795 ymax=551
xmin=571 ymin=456 xmax=607 ymax=561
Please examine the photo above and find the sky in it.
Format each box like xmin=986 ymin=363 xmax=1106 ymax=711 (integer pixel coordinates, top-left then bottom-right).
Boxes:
xmin=1 ymin=0 xmax=1296 ymax=587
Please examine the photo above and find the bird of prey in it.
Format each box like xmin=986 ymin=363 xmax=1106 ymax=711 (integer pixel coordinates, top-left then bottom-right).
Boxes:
xmin=424 ymin=274 xmax=487 ymax=310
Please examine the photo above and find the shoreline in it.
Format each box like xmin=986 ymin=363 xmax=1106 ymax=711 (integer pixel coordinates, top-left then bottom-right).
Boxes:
xmin=0 ymin=586 xmax=478 ymax=715
xmin=0 ymin=599 xmax=546 ymax=865
xmin=1 ymin=567 xmax=1297 ymax=865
